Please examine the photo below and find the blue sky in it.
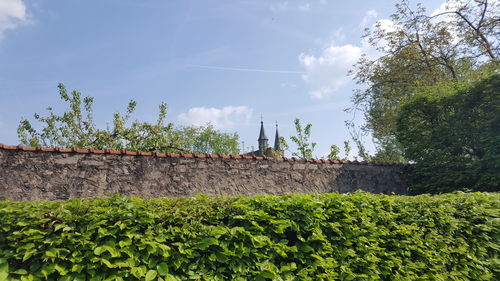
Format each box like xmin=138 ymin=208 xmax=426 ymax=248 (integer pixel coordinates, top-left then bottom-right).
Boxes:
xmin=0 ymin=0 xmax=444 ymax=157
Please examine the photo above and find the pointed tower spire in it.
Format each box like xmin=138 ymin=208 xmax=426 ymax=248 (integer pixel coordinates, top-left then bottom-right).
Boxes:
xmin=258 ymin=118 xmax=268 ymax=156
xmin=274 ymin=121 xmax=281 ymax=153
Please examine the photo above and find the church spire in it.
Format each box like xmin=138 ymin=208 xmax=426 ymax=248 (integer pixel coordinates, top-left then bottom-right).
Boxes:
xmin=258 ymin=121 xmax=268 ymax=141
xmin=258 ymin=118 xmax=268 ymax=155
xmin=274 ymin=121 xmax=281 ymax=153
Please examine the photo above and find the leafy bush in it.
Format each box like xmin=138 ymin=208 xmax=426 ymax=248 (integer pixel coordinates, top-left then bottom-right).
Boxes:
xmin=397 ymin=74 xmax=500 ymax=194
xmin=0 ymin=192 xmax=498 ymax=280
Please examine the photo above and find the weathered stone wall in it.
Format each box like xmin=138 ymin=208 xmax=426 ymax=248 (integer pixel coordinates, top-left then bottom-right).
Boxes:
xmin=0 ymin=147 xmax=407 ymax=201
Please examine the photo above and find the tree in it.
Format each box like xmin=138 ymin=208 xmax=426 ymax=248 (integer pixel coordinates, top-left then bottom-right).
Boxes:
xmin=431 ymin=0 xmax=499 ymax=61
xmin=350 ymin=0 xmax=499 ymax=161
xmin=176 ymin=125 xmax=240 ymax=155
xmin=17 ymin=83 xmax=240 ymax=155
xmin=289 ymin=118 xmax=317 ymax=159
xmin=396 ymin=74 xmax=500 ymax=194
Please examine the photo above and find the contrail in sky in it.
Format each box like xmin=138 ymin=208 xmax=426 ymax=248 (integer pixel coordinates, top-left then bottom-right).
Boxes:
xmin=187 ymin=64 xmax=305 ymax=74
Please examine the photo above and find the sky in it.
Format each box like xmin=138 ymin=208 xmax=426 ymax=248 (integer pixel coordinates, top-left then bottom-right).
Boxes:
xmin=0 ymin=0 xmax=446 ymax=157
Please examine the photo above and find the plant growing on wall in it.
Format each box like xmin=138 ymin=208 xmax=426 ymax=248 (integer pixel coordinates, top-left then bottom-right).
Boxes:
xmin=327 ymin=141 xmax=352 ymax=161
xmin=289 ymin=118 xmax=316 ymax=159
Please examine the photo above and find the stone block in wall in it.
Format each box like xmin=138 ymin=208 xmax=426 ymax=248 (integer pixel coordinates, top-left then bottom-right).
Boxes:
xmin=0 ymin=147 xmax=407 ymax=201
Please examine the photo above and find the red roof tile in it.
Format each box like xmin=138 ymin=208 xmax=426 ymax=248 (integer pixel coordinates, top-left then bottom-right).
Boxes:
xmin=0 ymin=143 xmax=400 ymax=166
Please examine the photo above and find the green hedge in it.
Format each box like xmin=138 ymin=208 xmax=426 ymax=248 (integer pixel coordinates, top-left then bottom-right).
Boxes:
xmin=0 ymin=192 xmax=498 ymax=281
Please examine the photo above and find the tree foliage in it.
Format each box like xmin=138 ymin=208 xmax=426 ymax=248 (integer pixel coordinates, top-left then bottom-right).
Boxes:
xmin=351 ymin=0 xmax=499 ymax=160
xmin=289 ymin=118 xmax=317 ymax=159
xmin=396 ymin=74 xmax=500 ymax=194
xmin=17 ymin=84 xmax=240 ymax=155
xmin=176 ymin=125 xmax=241 ymax=155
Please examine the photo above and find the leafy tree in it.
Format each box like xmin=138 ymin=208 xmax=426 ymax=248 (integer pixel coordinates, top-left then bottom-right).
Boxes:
xmin=396 ymin=74 xmax=500 ymax=194
xmin=177 ymin=125 xmax=240 ymax=155
xmin=17 ymin=83 xmax=240 ymax=155
xmin=350 ymin=0 xmax=499 ymax=160
xmin=431 ymin=0 xmax=499 ymax=60
xmin=289 ymin=118 xmax=316 ymax=159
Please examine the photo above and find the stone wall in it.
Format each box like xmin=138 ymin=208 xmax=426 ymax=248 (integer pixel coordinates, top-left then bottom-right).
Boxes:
xmin=0 ymin=145 xmax=407 ymax=201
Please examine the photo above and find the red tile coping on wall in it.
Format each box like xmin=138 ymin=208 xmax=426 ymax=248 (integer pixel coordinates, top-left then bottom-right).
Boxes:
xmin=0 ymin=143 xmax=399 ymax=166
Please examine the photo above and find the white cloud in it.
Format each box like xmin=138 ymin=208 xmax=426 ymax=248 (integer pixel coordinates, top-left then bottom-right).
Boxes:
xmin=376 ymin=18 xmax=399 ymax=33
xmin=299 ymin=9 xmax=399 ymax=100
xmin=299 ymin=45 xmax=362 ymax=99
xmin=178 ymin=106 xmax=253 ymax=129
xmin=0 ymin=0 xmax=28 ymax=39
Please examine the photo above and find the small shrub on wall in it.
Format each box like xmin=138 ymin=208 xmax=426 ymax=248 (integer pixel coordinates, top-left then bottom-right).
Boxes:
xmin=0 ymin=192 xmax=498 ymax=280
